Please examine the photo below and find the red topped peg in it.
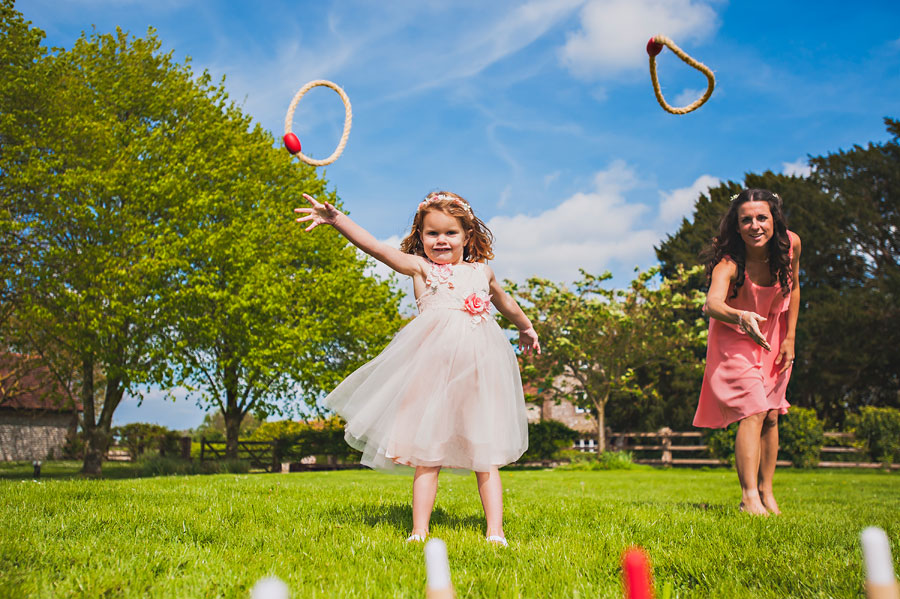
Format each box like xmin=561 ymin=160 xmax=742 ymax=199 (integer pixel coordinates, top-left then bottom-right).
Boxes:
xmin=622 ymin=548 xmax=655 ymax=599
xmin=646 ymin=37 xmax=664 ymax=57
xmin=283 ymin=132 xmax=302 ymax=155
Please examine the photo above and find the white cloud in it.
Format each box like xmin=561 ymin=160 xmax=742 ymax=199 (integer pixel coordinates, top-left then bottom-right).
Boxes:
xmin=674 ymin=87 xmax=705 ymax=107
xmin=559 ymin=0 xmax=719 ymax=79
xmin=782 ymin=158 xmax=812 ymax=178
xmin=658 ymin=174 xmax=719 ymax=224
xmin=488 ymin=160 xmax=658 ymax=285
xmin=498 ymin=185 xmax=513 ymax=208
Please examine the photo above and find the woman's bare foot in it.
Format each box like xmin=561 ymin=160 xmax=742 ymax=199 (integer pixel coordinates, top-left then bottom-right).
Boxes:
xmin=739 ymin=497 xmax=769 ymax=516
xmin=759 ymin=491 xmax=781 ymax=515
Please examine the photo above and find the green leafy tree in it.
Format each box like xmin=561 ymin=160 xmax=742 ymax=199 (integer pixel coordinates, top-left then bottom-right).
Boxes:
xmin=509 ymin=266 xmax=706 ymax=451
xmin=1 ymin=11 xmax=219 ymax=474
xmin=158 ymin=114 xmax=404 ymax=458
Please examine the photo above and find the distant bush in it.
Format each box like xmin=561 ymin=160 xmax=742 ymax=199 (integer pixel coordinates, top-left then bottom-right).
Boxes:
xmin=779 ymin=407 xmax=824 ymax=468
xmin=521 ymin=421 xmax=580 ymax=462
xmin=556 ymin=450 xmax=640 ymax=471
xmin=137 ymin=455 xmax=250 ymax=476
xmin=113 ymin=423 xmax=184 ymax=460
xmin=250 ymin=417 xmax=360 ymax=464
xmin=848 ymin=407 xmax=900 ymax=466
xmin=704 ymin=423 xmax=738 ymax=465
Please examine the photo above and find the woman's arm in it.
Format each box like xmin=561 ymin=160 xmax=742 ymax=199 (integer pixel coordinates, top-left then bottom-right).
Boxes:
xmin=486 ymin=266 xmax=540 ymax=354
xmin=777 ymin=234 xmax=802 ymax=372
xmin=295 ymin=193 xmax=425 ymax=277
xmin=706 ymin=258 xmax=771 ymax=350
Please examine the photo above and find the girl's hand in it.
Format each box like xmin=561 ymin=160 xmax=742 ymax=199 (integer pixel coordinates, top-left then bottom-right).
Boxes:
xmin=775 ymin=337 xmax=795 ymax=374
xmin=518 ymin=327 xmax=541 ymax=355
xmin=294 ymin=193 xmax=341 ymax=231
xmin=739 ymin=311 xmax=770 ymax=351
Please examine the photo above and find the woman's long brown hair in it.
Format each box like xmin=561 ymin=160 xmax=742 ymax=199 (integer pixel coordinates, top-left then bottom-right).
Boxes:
xmin=700 ymin=188 xmax=792 ymax=297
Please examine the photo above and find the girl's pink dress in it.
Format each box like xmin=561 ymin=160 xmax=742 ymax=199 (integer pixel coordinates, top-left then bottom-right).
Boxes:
xmin=324 ymin=260 xmax=528 ymax=472
xmin=693 ymin=232 xmax=796 ymax=428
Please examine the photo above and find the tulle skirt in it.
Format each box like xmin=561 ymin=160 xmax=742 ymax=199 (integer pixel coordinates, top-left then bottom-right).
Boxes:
xmin=324 ymin=308 xmax=528 ymax=472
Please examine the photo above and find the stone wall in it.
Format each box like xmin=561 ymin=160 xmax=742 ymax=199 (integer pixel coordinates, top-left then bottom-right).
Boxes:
xmin=0 ymin=411 xmax=74 ymax=461
xmin=526 ymin=399 xmax=597 ymax=434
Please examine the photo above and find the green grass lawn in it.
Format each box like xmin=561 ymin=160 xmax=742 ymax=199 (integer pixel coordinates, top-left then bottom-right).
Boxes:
xmin=1 ymin=464 xmax=897 ymax=598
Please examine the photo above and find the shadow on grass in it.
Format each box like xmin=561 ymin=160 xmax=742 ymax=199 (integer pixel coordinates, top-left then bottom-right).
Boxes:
xmin=324 ymin=502 xmax=484 ymax=535
xmin=0 ymin=459 xmax=266 ymax=481
xmin=624 ymin=499 xmax=734 ymax=514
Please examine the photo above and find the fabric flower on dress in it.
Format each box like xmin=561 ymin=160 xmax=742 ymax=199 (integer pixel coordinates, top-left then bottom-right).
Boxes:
xmin=426 ymin=263 xmax=454 ymax=290
xmin=463 ymin=292 xmax=492 ymax=326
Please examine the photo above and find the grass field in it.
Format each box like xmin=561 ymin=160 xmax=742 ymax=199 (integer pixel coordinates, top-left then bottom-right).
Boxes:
xmin=1 ymin=463 xmax=898 ymax=598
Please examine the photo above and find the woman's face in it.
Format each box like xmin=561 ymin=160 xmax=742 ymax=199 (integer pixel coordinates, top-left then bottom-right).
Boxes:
xmin=736 ymin=200 xmax=774 ymax=251
xmin=420 ymin=209 xmax=470 ymax=264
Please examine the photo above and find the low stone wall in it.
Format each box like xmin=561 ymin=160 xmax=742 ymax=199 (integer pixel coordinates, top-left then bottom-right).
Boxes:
xmin=0 ymin=411 xmax=73 ymax=461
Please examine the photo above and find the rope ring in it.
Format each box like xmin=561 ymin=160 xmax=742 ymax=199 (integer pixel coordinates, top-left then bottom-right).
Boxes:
xmin=647 ymin=34 xmax=715 ymax=115
xmin=283 ymin=79 xmax=352 ymax=166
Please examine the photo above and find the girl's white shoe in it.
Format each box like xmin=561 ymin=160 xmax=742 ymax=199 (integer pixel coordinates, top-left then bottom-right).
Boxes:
xmin=406 ymin=534 xmax=427 ymax=543
xmin=485 ymin=535 xmax=508 ymax=547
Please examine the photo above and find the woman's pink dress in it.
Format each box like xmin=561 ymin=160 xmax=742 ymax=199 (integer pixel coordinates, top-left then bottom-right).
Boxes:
xmin=693 ymin=232 xmax=796 ymax=428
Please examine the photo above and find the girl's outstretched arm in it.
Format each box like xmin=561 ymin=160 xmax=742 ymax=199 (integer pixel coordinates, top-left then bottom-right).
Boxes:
xmin=485 ymin=266 xmax=540 ymax=355
xmin=706 ymin=258 xmax=770 ymax=350
xmin=295 ymin=193 xmax=424 ymax=277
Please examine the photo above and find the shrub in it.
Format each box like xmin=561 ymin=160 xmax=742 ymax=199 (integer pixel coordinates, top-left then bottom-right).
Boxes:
xmin=137 ymin=455 xmax=250 ymax=476
xmin=113 ymin=423 xmax=183 ymax=460
xmin=521 ymin=420 xmax=580 ymax=462
xmin=779 ymin=407 xmax=824 ymax=468
xmin=250 ymin=417 xmax=361 ymax=464
xmin=704 ymin=423 xmax=738 ymax=465
xmin=556 ymin=450 xmax=638 ymax=471
xmin=848 ymin=407 xmax=900 ymax=466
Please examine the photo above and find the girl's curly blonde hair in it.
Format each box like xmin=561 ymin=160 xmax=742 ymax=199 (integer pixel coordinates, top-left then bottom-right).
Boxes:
xmin=399 ymin=191 xmax=494 ymax=262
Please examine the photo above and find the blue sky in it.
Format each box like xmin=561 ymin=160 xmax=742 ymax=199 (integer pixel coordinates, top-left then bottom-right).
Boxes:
xmin=17 ymin=0 xmax=900 ymax=429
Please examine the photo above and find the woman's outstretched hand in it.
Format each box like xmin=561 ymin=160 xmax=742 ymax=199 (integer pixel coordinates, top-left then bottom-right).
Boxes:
xmin=294 ymin=193 xmax=341 ymax=231
xmin=739 ymin=311 xmax=771 ymax=351
xmin=518 ymin=327 xmax=541 ymax=355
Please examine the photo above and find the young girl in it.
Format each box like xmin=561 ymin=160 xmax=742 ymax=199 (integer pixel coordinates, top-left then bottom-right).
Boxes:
xmin=693 ymin=188 xmax=801 ymax=516
xmin=294 ymin=191 xmax=540 ymax=545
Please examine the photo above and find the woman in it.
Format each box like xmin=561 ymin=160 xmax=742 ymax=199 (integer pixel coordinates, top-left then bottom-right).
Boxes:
xmin=694 ymin=188 xmax=801 ymax=515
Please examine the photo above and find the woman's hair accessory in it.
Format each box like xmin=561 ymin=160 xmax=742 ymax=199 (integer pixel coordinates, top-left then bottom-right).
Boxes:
xmin=418 ymin=193 xmax=473 ymax=216
xmin=730 ymin=193 xmax=740 ymax=202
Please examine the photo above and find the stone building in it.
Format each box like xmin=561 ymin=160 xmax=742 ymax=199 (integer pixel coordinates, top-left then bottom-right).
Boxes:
xmin=524 ymin=383 xmax=601 ymax=451
xmin=0 ymin=356 xmax=81 ymax=461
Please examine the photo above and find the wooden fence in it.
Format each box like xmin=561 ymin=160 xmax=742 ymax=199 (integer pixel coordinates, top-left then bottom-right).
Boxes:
xmin=603 ymin=429 xmax=899 ymax=469
xmin=199 ymin=439 xmax=278 ymax=471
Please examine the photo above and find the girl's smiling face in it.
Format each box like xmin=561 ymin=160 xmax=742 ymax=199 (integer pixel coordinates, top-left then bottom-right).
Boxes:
xmin=420 ymin=209 xmax=470 ymax=264
xmin=737 ymin=200 xmax=774 ymax=251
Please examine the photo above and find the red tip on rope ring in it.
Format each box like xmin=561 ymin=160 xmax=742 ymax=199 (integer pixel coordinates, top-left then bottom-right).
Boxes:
xmin=622 ymin=548 xmax=655 ymax=599
xmin=646 ymin=37 xmax=664 ymax=57
xmin=283 ymin=133 xmax=302 ymax=155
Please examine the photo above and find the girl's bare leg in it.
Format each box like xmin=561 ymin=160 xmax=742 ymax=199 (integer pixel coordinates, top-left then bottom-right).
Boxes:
xmin=411 ymin=465 xmax=441 ymax=537
xmin=757 ymin=410 xmax=781 ymax=514
xmin=475 ymin=467 xmax=505 ymax=538
xmin=735 ymin=412 xmax=769 ymax=515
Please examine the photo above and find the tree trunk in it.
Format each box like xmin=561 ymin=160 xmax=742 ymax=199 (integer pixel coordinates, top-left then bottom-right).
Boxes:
xmin=80 ymin=355 xmax=103 ymax=476
xmin=223 ymin=408 xmax=242 ymax=459
xmin=222 ymin=353 xmax=244 ymax=459
xmin=595 ymin=393 xmax=608 ymax=454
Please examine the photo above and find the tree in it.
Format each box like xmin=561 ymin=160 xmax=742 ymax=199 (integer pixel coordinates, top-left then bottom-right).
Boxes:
xmin=655 ymin=120 xmax=900 ymax=424
xmin=509 ymin=266 xmax=706 ymax=451
xmin=1 ymin=12 xmax=205 ymax=473
xmin=157 ymin=113 xmax=405 ymax=458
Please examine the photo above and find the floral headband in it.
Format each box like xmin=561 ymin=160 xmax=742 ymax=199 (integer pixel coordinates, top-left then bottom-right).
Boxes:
xmin=418 ymin=193 xmax=473 ymax=216
xmin=730 ymin=191 xmax=780 ymax=202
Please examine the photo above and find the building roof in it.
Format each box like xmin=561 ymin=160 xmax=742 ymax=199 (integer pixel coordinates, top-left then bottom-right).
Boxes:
xmin=0 ymin=354 xmax=82 ymax=412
